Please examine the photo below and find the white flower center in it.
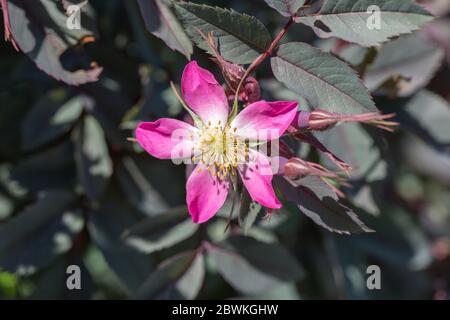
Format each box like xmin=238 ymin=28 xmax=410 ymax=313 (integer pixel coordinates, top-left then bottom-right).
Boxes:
xmin=192 ymin=121 xmax=248 ymax=179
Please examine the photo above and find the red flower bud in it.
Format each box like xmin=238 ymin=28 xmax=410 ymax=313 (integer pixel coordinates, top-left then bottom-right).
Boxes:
xmin=243 ymin=77 xmax=261 ymax=104
xmin=284 ymin=157 xmax=340 ymax=180
xmin=308 ymin=109 xmax=339 ymax=131
xmin=196 ymin=29 xmax=261 ymax=105
xmin=292 ymin=109 xmax=398 ymax=132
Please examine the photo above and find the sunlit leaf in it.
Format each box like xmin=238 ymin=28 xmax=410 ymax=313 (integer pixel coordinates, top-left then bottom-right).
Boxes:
xmin=137 ymin=0 xmax=193 ymax=59
xmin=0 ymin=191 xmax=83 ymax=275
xmin=7 ymin=0 xmax=102 ymax=85
xmin=122 ymin=206 xmax=198 ymax=254
xmin=206 ymin=236 xmax=303 ymax=295
xmin=277 ymin=176 xmax=373 ymax=234
xmin=88 ymin=189 xmax=153 ymax=293
xmin=314 ymin=123 xmax=387 ymax=181
xmin=365 ymin=34 xmax=444 ymax=96
xmin=135 ymin=250 xmax=204 ymax=300
xmin=73 ymin=115 xmax=112 ymax=201
xmin=175 ymin=2 xmax=271 ymax=64
xmin=297 ymin=0 xmax=433 ymax=47
xmin=21 ymin=92 xmax=86 ymax=151
xmin=271 ymin=42 xmax=377 ymax=114
xmin=264 ymin=0 xmax=305 ymax=17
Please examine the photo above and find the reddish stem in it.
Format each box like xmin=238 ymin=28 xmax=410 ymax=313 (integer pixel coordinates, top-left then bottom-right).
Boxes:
xmin=246 ymin=17 xmax=294 ymax=75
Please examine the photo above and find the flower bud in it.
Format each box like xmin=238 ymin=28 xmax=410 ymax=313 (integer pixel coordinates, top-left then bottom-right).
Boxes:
xmin=284 ymin=157 xmax=340 ymax=180
xmin=292 ymin=109 xmax=398 ymax=132
xmin=308 ymin=109 xmax=339 ymax=131
xmin=212 ymin=57 xmax=246 ymax=93
xmin=243 ymin=77 xmax=261 ymax=104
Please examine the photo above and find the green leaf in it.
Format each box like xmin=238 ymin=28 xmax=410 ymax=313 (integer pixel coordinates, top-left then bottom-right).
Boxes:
xmin=88 ymin=190 xmax=153 ymax=293
xmin=0 ymin=271 xmax=18 ymax=299
xmin=276 ymin=176 xmax=373 ymax=234
xmin=314 ymin=123 xmax=387 ymax=181
xmin=364 ymin=34 xmax=444 ymax=97
xmin=238 ymin=190 xmax=261 ymax=235
xmin=122 ymin=206 xmax=198 ymax=254
xmin=175 ymin=2 xmax=271 ymax=64
xmin=137 ymin=0 xmax=193 ymax=59
xmin=0 ymin=191 xmax=14 ymax=221
xmin=11 ymin=142 xmax=76 ymax=193
xmin=7 ymin=0 xmax=102 ymax=85
xmin=21 ymin=92 xmax=85 ymax=151
xmin=388 ymin=90 xmax=450 ymax=146
xmin=0 ymin=191 xmax=84 ymax=275
xmin=297 ymin=0 xmax=434 ymax=47
xmin=115 ymin=156 xmax=171 ymax=215
xmin=206 ymin=236 xmax=303 ymax=295
xmin=83 ymin=245 xmax=130 ymax=298
xmin=401 ymin=135 xmax=450 ymax=186
xmin=31 ymin=256 xmax=94 ymax=299
xmin=404 ymin=90 xmax=450 ymax=144
xmin=73 ymin=115 xmax=113 ymax=201
xmin=271 ymin=42 xmax=377 ymax=114
xmin=340 ymin=205 xmax=432 ymax=271
xmin=264 ymin=0 xmax=305 ymax=17
xmin=135 ymin=250 xmax=204 ymax=299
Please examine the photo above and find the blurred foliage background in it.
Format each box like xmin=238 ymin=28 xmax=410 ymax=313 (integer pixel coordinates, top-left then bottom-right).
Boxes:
xmin=1 ymin=0 xmax=450 ymax=300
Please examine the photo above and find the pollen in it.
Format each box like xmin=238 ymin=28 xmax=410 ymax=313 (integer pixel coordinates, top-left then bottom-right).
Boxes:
xmin=193 ymin=122 xmax=248 ymax=179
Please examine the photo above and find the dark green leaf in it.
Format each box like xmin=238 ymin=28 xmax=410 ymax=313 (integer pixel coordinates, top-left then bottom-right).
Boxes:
xmin=0 ymin=191 xmax=83 ymax=275
xmin=297 ymin=0 xmax=433 ymax=47
xmin=271 ymin=42 xmax=377 ymax=114
xmin=401 ymin=90 xmax=450 ymax=145
xmin=116 ymin=154 xmax=186 ymax=213
xmin=276 ymin=176 xmax=373 ymax=234
xmin=7 ymin=0 xmax=102 ymax=85
xmin=206 ymin=236 xmax=303 ymax=295
xmin=83 ymin=245 xmax=130 ymax=298
xmin=338 ymin=205 xmax=432 ymax=271
xmin=175 ymin=2 xmax=271 ymax=64
xmin=264 ymin=0 xmax=305 ymax=17
xmin=11 ymin=142 xmax=76 ymax=193
xmin=73 ymin=115 xmax=112 ymax=201
xmin=135 ymin=250 xmax=204 ymax=299
xmin=314 ymin=123 xmax=387 ymax=181
xmin=401 ymin=134 xmax=450 ymax=186
xmin=122 ymin=206 xmax=198 ymax=254
xmin=88 ymin=190 xmax=153 ymax=293
xmin=21 ymin=92 xmax=85 ymax=151
xmin=137 ymin=0 xmax=193 ymax=59
xmin=238 ymin=190 xmax=261 ymax=235
xmin=365 ymin=34 xmax=444 ymax=96
xmin=31 ymin=256 xmax=95 ymax=299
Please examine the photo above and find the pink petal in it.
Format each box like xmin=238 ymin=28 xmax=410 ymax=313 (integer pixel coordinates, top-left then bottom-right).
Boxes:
xmin=231 ymin=100 xmax=298 ymax=141
xmin=186 ymin=165 xmax=230 ymax=223
xmin=181 ymin=61 xmax=229 ymax=125
xmin=135 ymin=119 xmax=197 ymax=160
xmin=238 ymin=150 xmax=281 ymax=209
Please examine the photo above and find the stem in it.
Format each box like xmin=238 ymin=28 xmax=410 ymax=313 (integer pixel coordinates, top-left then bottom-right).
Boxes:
xmin=229 ymin=17 xmax=294 ymax=120
xmin=170 ymin=81 xmax=204 ymax=129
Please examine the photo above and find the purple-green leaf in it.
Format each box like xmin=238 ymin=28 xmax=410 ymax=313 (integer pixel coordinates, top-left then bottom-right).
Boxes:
xmin=264 ymin=0 xmax=305 ymax=17
xmin=6 ymin=0 xmax=102 ymax=85
xmin=297 ymin=0 xmax=434 ymax=47
xmin=271 ymin=42 xmax=377 ymax=114
xmin=277 ymin=176 xmax=373 ymax=234
xmin=137 ymin=0 xmax=193 ymax=59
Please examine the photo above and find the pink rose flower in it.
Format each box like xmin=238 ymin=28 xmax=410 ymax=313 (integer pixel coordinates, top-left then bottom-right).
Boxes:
xmin=135 ymin=61 xmax=297 ymax=223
